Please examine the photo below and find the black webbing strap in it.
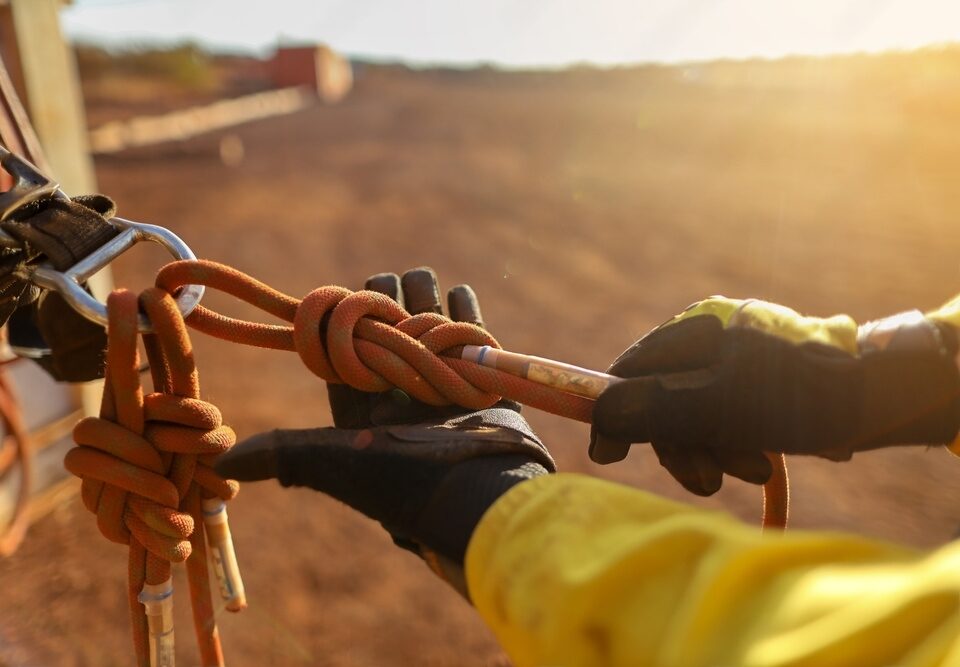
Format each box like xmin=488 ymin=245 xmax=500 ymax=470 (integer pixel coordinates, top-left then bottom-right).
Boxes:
xmin=2 ymin=194 xmax=117 ymax=270
xmin=0 ymin=54 xmax=120 ymax=380
xmin=1 ymin=195 xmax=119 ymax=381
xmin=0 ymin=54 xmax=118 ymax=381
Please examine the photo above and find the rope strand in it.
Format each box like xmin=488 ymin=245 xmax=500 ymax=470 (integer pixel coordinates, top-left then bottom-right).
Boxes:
xmin=66 ymin=288 xmax=241 ymax=667
xmin=66 ymin=258 xmax=790 ymax=666
xmin=157 ymin=259 xmax=789 ymax=528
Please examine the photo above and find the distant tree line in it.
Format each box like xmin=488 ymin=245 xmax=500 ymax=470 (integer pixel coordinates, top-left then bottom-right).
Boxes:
xmin=74 ymin=43 xmax=216 ymax=90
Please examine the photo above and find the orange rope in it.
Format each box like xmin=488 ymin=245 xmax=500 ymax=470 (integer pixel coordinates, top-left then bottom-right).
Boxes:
xmin=763 ymin=453 xmax=788 ymax=530
xmin=0 ymin=365 xmax=32 ymax=555
xmin=65 ymin=258 xmax=789 ymax=666
xmin=66 ymin=288 xmax=239 ymax=667
xmin=156 ymin=259 xmax=789 ymax=529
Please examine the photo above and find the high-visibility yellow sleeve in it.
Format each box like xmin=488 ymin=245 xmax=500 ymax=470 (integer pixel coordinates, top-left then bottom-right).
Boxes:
xmin=927 ymin=296 xmax=960 ymax=457
xmin=465 ymin=474 xmax=960 ymax=667
xmin=668 ymin=296 xmax=859 ymax=351
xmin=928 ymin=294 xmax=960 ymax=330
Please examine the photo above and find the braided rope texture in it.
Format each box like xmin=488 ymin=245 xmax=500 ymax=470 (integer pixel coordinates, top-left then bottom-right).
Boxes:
xmin=65 ymin=288 xmax=239 ymax=667
xmin=157 ymin=260 xmax=596 ymax=423
xmin=156 ymin=260 xmax=788 ymax=529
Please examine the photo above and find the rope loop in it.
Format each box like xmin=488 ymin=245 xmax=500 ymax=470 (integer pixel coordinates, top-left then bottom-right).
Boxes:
xmin=65 ymin=287 xmax=240 ymax=666
xmin=155 ymin=258 xmax=786 ymax=531
xmin=66 ymin=299 xmax=237 ymax=563
xmin=294 ymin=286 xmax=502 ymax=408
xmin=155 ymin=259 xmax=612 ymax=422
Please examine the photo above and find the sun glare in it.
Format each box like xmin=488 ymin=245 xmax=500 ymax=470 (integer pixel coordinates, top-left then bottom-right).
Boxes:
xmin=63 ymin=0 xmax=960 ymax=66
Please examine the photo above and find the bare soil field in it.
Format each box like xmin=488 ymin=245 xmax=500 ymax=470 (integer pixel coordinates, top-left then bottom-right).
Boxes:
xmin=1 ymin=54 xmax=959 ymax=665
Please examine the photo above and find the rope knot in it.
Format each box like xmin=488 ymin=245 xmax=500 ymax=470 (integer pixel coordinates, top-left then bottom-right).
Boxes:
xmin=67 ymin=392 xmax=236 ymax=563
xmin=154 ymin=260 xmax=599 ymax=423
xmin=64 ymin=287 xmax=245 ymax=665
xmin=292 ymin=286 xmax=504 ymax=408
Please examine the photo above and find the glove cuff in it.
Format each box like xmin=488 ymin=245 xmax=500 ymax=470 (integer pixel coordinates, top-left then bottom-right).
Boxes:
xmin=412 ymin=456 xmax=548 ymax=565
xmin=858 ymin=310 xmax=947 ymax=355
xmin=858 ymin=311 xmax=960 ymax=450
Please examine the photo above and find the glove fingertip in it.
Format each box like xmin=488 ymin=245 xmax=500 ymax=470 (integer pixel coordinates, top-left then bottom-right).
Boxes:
xmin=215 ymin=430 xmax=281 ymax=482
xmin=715 ymin=450 xmax=773 ymax=485
xmin=365 ymin=273 xmax=403 ymax=307
xmin=401 ymin=267 xmax=443 ymax=315
xmin=655 ymin=444 xmax=723 ymax=496
xmin=593 ymin=377 xmax=655 ymax=443
xmin=448 ymin=285 xmax=484 ymax=328
xmin=588 ymin=433 xmax=631 ymax=464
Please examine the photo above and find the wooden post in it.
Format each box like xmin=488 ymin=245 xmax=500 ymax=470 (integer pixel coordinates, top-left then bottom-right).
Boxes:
xmin=0 ymin=0 xmax=111 ymax=560
xmin=6 ymin=0 xmax=111 ymax=418
xmin=8 ymin=0 xmax=94 ymax=193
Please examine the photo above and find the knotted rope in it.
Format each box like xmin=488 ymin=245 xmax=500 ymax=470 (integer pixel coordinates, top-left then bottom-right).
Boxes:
xmin=156 ymin=259 xmax=789 ymax=529
xmin=65 ymin=287 xmax=241 ymax=667
xmin=65 ymin=260 xmax=788 ymax=666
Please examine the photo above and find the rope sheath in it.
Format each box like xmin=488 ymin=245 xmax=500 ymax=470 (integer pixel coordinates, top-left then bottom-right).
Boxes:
xmin=66 ymin=288 xmax=239 ymax=667
xmin=157 ymin=259 xmax=788 ymax=528
xmin=66 ymin=258 xmax=790 ymax=666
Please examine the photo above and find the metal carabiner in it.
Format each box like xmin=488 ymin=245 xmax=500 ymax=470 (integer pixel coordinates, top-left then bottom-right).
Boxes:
xmin=14 ymin=217 xmax=205 ymax=333
xmin=0 ymin=146 xmax=204 ymax=334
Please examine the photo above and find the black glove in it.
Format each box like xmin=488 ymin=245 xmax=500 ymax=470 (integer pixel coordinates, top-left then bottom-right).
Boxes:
xmin=217 ymin=410 xmax=553 ymax=567
xmin=590 ymin=297 xmax=960 ymax=496
xmin=325 ymin=267 xmax=517 ymax=427
xmin=217 ymin=269 xmax=555 ymax=585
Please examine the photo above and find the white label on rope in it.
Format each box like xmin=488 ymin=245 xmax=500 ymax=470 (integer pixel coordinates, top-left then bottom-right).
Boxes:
xmin=151 ymin=630 xmax=175 ymax=667
xmin=210 ymin=545 xmax=233 ymax=600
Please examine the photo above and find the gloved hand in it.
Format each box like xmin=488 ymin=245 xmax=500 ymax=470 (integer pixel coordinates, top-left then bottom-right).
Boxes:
xmin=325 ymin=267 xmax=514 ymax=427
xmin=590 ymin=297 xmax=960 ymax=496
xmin=216 ymin=269 xmax=555 ymax=588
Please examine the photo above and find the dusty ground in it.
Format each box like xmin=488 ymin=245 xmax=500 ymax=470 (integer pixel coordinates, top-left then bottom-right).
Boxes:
xmin=1 ymin=54 xmax=960 ymax=665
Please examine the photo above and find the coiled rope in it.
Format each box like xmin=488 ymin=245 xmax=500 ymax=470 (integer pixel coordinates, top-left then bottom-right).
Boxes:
xmin=66 ymin=288 xmax=239 ymax=667
xmin=155 ymin=259 xmax=789 ymax=529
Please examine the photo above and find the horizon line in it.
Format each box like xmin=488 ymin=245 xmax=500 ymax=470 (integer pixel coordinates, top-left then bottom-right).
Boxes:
xmin=68 ymin=33 xmax=960 ymax=73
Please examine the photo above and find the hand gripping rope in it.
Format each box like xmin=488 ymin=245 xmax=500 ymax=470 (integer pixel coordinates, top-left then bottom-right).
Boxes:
xmin=0 ymin=147 xmax=788 ymax=665
xmin=66 ymin=259 xmax=789 ymax=667
xmin=154 ymin=258 xmax=790 ymax=532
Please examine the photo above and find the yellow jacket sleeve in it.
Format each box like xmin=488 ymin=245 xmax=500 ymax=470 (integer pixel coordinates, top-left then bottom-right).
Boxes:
xmin=466 ymin=474 xmax=960 ymax=667
xmin=928 ymin=295 xmax=960 ymax=331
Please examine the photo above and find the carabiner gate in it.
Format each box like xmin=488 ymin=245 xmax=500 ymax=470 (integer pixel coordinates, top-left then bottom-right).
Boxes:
xmin=14 ymin=218 xmax=205 ymax=333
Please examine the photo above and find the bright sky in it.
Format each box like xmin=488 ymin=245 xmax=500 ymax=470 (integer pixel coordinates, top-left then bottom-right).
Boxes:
xmin=62 ymin=0 xmax=960 ymax=67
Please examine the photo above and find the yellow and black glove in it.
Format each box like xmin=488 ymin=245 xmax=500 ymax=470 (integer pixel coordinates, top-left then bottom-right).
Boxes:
xmin=591 ymin=297 xmax=960 ymax=496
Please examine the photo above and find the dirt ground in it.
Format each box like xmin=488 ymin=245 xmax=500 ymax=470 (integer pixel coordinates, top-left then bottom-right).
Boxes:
xmin=1 ymin=55 xmax=960 ymax=665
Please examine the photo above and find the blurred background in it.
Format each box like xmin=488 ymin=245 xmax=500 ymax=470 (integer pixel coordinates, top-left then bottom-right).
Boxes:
xmin=0 ymin=0 xmax=958 ymax=664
